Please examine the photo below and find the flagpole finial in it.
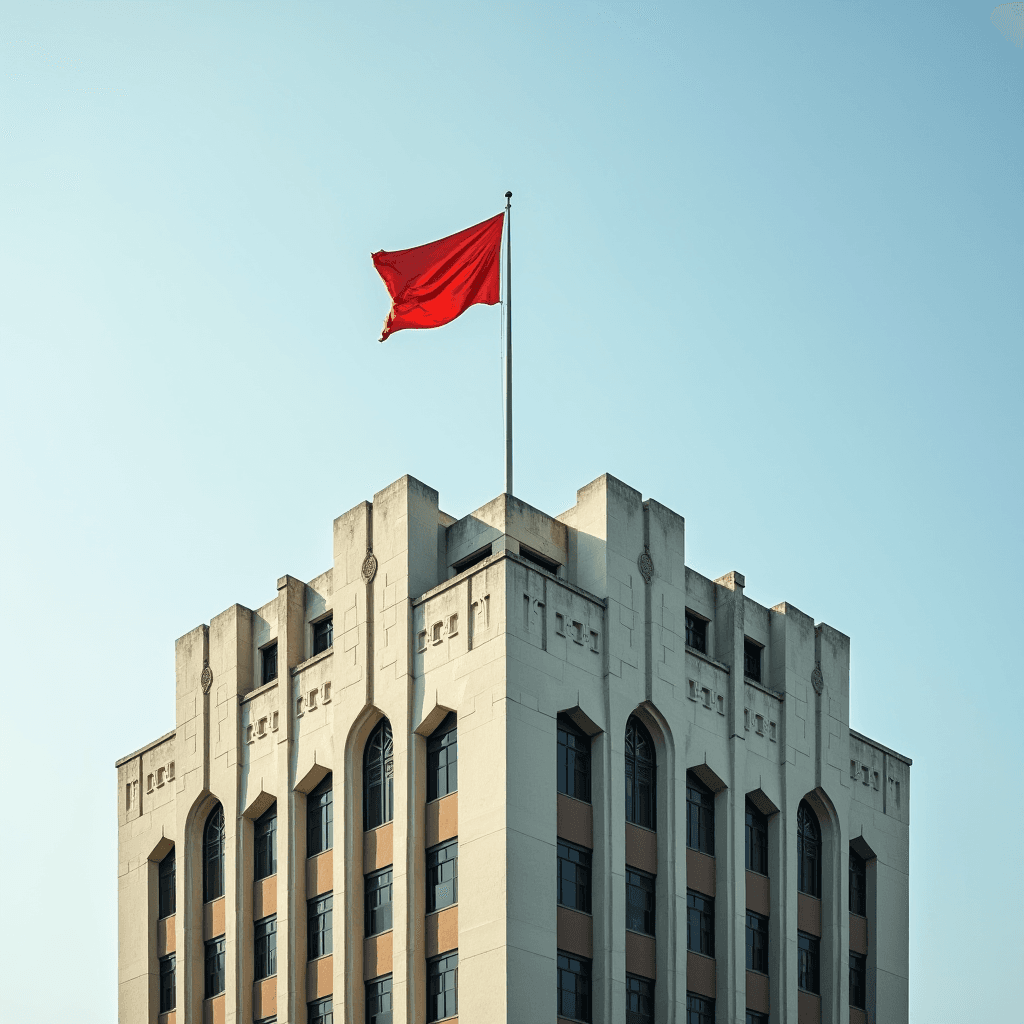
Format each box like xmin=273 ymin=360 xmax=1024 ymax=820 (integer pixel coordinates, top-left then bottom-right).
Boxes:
xmin=505 ymin=191 xmax=512 ymax=201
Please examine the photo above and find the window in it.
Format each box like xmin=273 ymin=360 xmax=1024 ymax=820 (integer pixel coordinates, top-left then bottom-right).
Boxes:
xmin=308 ymin=773 xmax=333 ymax=856
xmin=313 ymin=616 xmax=333 ymax=655
xmin=203 ymin=805 xmax=225 ymax=902
xmin=686 ymin=993 xmax=715 ymax=1024
xmin=744 ymin=638 xmax=762 ymax=682
xmin=366 ymin=975 xmax=392 ymax=1024
xmin=255 ymin=803 xmax=277 ymax=880
xmin=746 ymin=1013 xmax=769 ymax=1024
xmin=158 ymin=847 xmax=175 ymax=918
xmin=797 ymin=800 xmax=821 ymax=898
xmin=626 ymin=974 xmax=654 ymax=1024
xmin=746 ymin=911 xmax=768 ymax=973
xmin=427 ymin=839 xmax=458 ymax=912
xmin=797 ymin=931 xmax=819 ymax=993
xmin=204 ymin=936 xmax=225 ymax=998
xmin=686 ymin=774 xmax=714 ymax=855
xmin=255 ymin=1018 xmax=277 ymax=1024
xmin=557 ymin=714 xmax=591 ymax=802
xmin=686 ymin=890 xmax=715 ymax=957
xmin=308 ymin=893 xmax=333 ymax=959
xmin=745 ymin=801 xmax=768 ymax=875
xmin=427 ymin=951 xmax=458 ymax=1022
xmin=309 ymin=997 xmax=333 ymax=1024
xmin=685 ymin=611 xmax=708 ymax=654
xmin=850 ymin=951 xmax=866 ymax=1009
xmin=428 ymin=712 xmax=457 ymax=801
xmin=365 ymin=868 xmax=393 ymax=936
xmin=625 ymin=716 xmax=656 ymax=830
xmin=254 ymin=915 xmax=277 ymax=979
xmin=262 ymin=642 xmax=278 ymax=685
xmin=625 ymin=868 xmax=655 ymax=935
xmin=159 ymin=954 xmax=175 ymax=1012
xmin=364 ymin=719 xmax=394 ymax=830
xmin=849 ymin=848 xmax=867 ymax=916
xmin=557 ymin=840 xmax=592 ymax=913
xmin=557 ymin=951 xmax=591 ymax=1022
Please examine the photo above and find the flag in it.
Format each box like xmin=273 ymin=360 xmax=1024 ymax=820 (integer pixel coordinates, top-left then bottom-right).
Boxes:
xmin=372 ymin=212 xmax=504 ymax=342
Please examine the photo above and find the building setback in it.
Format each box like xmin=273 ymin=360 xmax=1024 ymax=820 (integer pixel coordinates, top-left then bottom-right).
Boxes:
xmin=116 ymin=473 xmax=911 ymax=1024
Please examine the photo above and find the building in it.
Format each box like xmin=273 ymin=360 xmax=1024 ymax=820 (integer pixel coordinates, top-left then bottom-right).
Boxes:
xmin=116 ymin=473 xmax=911 ymax=1024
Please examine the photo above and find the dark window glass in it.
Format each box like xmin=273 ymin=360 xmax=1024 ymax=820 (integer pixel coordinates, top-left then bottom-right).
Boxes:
xmin=686 ymin=774 xmax=714 ymax=855
xmin=427 ymin=839 xmax=458 ymax=912
xmin=203 ymin=805 xmax=225 ymax=902
xmin=850 ymin=951 xmax=866 ymax=1009
xmin=557 ymin=715 xmax=591 ymax=802
xmin=744 ymin=638 xmax=762 ymax=682
xmin=255 ymin=803 xmax=277 ymax=880
xmin=557 ymin=840 xmax=592 ymax=913
xmin=427 ymin=951 xmax=458 ymax=1022
xmin=686 ymin=992 xmax=715 ymax=1024
xmin=254 ymin=915 xmax=277 ymax=980
xmin=625 ymin=717 xmax=656 ymax=830
xmin=254 ymin=1018 xmax=277 ymax=1024
xmin=746 ymin=1013 xmax=769 ymax=1024
xmin=313 ymin=616 xmax=333 ymax=655
xmin=309 ymin=997 xmax=333 ymax=1024
xmin=797 ymin=931 xmax=820 ymax=993
xmin=366 ymin=975 xmax=393 ymax=1024
xmin=686 ymin=890 xmax=715 ymax=957
xmin=158 ymin=847 xmax=176 ymax=918
xmin=849 ymin=849 xmax=867 ymax=916
xmin=625 ymin=868 xmax=655 ymax=935
xmin=262 ymin=642 xmax=278 ymax=685
xmin=626 ymin=974 xmax=654 ymax=1024
xmin=364 ymin=719 xmax=394 ymax=830
xmin=745 ymin=802 xmax=768 ymax=875
xmin=365 ymin=868 xmax=393 ymax=936
xmin=204 ymin=936 xmax=225 ymax=998
xmin=307 ymin=893 xmax=333 ymax=960
xmin=746 ymin=911 xmax=768 ymax=973
xmin=557 ymin=951 xmax=592 ymax=1023
xmin=159 ymin=954 xmax=175 ymax=1012
xmin=307 ymin=774 xmax=333 ymax=856
xmin=427 ymin=713 xmax=458 ymax=802
xmin=797 ymin=801 xmax=821 ymax=898
xmin=685 ymin=612 xmax=708 ymax=654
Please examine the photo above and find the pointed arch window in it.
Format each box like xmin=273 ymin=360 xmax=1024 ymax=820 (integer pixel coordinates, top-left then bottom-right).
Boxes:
xmin=203 ymin=804 xmax=225 ymax=902
xmin=364 ymin=719 xmax=394 ymax=831
xmin=797 ymin=800 xmax=821 ymax=898
xmin=625 ymin=716 xmax=656 ymax=830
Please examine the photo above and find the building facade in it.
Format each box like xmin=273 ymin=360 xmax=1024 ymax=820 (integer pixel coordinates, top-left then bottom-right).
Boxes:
xmin=116 ymin=473 xmax=911 ymax=1024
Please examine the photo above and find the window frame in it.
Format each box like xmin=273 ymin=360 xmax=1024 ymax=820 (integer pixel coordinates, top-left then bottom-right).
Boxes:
xmin=743 ymin=637 xmax=763 ymax=682
xmin=158 ymin=847 xmax=176 ymax=919
xmin=745 ymin=1013 xmax=769 ymax=1024
xmin=557 ymin=714 xmax=592 ymax=803
xmin=364 ymin=719 xmax=394 ymax=831
xmin=850 ymin=950 xmax=867 ymax=1009
xmin=745 ymin=801 xmax=768 ymax=875
xmin=365 ymin=974 xmax=393 ymax=1024
xmin=307 ymin=892 xmax=333 ymax=960
xmin=686 ymin=992 xmax=715 ymax=1024
xmin=797 ymin=800 xmax=822 ymax=898
xmin=427 ymin=712 xmax=458 ymax=802
xmin=849 ymin=848 xmax=867 ymax=916
xmin=625 ymin=867 xmax=656 ymax=936
xmin=203 ymin=805 xmax=225 ymax=903
xmin=745 ymin=910 xmax=769 ymax=973
xmin=686 ymin=773 xmax=715 ymax=855
xmin=308 ymin=997 xmax=333 ymax=1024
xmin=686 ymin=889 xmax=715 ymax=958
xmin=204 ymin=935 xmax=226 ymax=999
xmin=312 ymin=615 xmax=334 ymax=656
xmin=556 ymin=950 xmax=592 ymax=1023
xmin=255 ymin=803 xmax=277 ymax=881
xmin=427 ymin=838 xmax=458 ymax=913
xmin=307 ymin=774 xmax=333 ymax=856
xmin=365 ymin=867 xmax=394 ymax=937
xmin=254 ymin=914 xmax=277 ymax=980
xmin=797 ymin=930 xmax=820 ymax=994
xmin=159 ymin=953 xmax=176 ymax=1013
xmin=261 ymin=641 xmax=278 ymax=685
xmin=626 ymin=973 xmax=654 ymax=1024
xmin=625 ymin=716 xmax=656 ymax=831
xmin=685 ymin=610 xmax=708 ymax=654
xmin=426 ymin=951 xmax=458 ymax=1022
xmin=557 ymin=839 xmax=592 ymax=914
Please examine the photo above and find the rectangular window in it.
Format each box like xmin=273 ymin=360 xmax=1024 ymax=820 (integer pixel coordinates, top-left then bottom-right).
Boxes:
xmin=626 ymin=974 xmax=654 ymax=1024
xmin=308 ymin=997 xmax=333 ymax=1024
xmin=745 ymin=911 xmax=768 ymax=973
xmin=204 ymin=936 xmax=225 ymax=998
xmin=427 ymin=839 xmax=458 ymax=913
xmin=255 ymin=805 xmax=277 ymax=880
xmin=557 ymin=840 xmax=592 ymax=914
xmin=307 ymin=774 xmax=333 ymax=855
xmin=158 ymin=848 xmax=176 ymax=918
xmin=686 ymin=992 xmax=715 ymax=1024
xmin=262 ymin=642 xmax=278 ymax=685
xmin=255 ymin=1018 xmax=277 ymax=1024
xmin=365 ymin=867 xmax=393 ymax=936
xmin=686 ymin=890 xmax=715 ymax=958
xmin=159 ymin=953 xmax=175 ymax=1012
xmin=254 ymin=914 xmax=277 ymax=980
xmin=746 ymin=1013 xmax=769 ymax=1024
xmin=849 ymin=849 xmax=867 ymax=916
xmin=685 ymin=612 xmax=708 ymax=654
xmin=625 ymin=868 xmax=655 ymax=935
xmin=557 ymin=951 xmax=592 ymax=1022
xmin=308 ymin=893 xmax=333 ymax=960
xmin=850 ymin=951 xmax=867 ymax=1009
xmin=366 ymin=975 xmax=392 ymax=1024
xmin=427 ymin=951 xmax=458 ymax=1022
xmin=744 ymin=638 xmax=762 ymax=682
xmin=686 ymin=776 xmax=715 ymax=855
xmin=427 ymin=713 xmax=458 ymax=801
xmin=557 ymin=716 xmax=592 ymax=802
xmin=797 ymin=931 xmax=820 ymax=993
xmin=313 ymin=615 xmax=333 ymax=655
xmin=745 ymin=804 xmax=768 ymax=875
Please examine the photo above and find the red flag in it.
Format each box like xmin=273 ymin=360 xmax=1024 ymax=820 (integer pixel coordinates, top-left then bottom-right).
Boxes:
xmin=372 ymin=212 xmax=504 ymax=342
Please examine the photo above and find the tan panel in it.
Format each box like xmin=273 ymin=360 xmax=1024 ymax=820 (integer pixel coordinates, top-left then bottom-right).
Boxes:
xmin=850 ymin=913 xmax=868 ymax=954
xmin=364 ymin=930 xmax=394 ymax=981
xmin=557 ymin=794 xmax=593 ymax=849
xmin=364 ymin=823 xmax=394 ymax=872
xmin=425 ymin=905 xmax=459 ymax=958
xmin=203 ymin=995 xmax=225 ymax=1024
xmin=306 ymin=850 xmax=333 ymax=898
xmin=158 ymin=1012 xmax=176 ymax=1024
xmin=687 ymin=849 xmax=716 ymax=897
xmin=686 ymin=951 xmax=715 ymax=998
xmin=426 ymin=792 xmax=459 ymax=848
xmin=253 ymin=875 xmax=277 ymax=919
xmin=746 ymin=970 xmax=770 ymax=1014
xmin=797 ymin=893 xmax=822 ymax=937
xmin=797 ymin=990 xmax=821 ymax=1024
xmin=306 ymin=954 xmax=333 ymax=1001
xmin=157 ymin=915 xmax=175 ymax=956
xmin=203 ymin=898 xmax=225 ymax=940
xmin=253 ymin=977 xmax=277 ymax=1019
xmin=625 ymin=823 xmax=657 ymax=874
xmin=625 ymin=930 xmax=657 ymax=980
xmin=850 ymin=1008 xmax=867 ymax=1024
xmin=556 ymin=906 xmax=593 ymax=958
xmin=745 ymin=871 xmax=769 ymax=915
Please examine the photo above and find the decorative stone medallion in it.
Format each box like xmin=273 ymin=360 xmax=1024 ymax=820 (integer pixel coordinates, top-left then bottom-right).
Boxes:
xmin=200 ymin=660 xmax=213 ymax=694
xmin=361 ymin=549 xmax=378 ymax=585
xmin=811 ymin=663 xmax=824 ymax=695
xmin=637 ymin=545 xmax=654 ymax=584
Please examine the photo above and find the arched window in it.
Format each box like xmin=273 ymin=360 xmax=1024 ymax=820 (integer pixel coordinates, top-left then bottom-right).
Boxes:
xmin=557 ymin=714 xmax=591 ymax=803
xmin=797 ymin=800 xmax=821 ymax=898
xmin=428 ymin=712 xmax=457 ymax=801
xmin=625 ymin=716 xmax=655 ymax=830
xmin=203 ymin=804 xmax=225 ymax=902
xmin=364 ymin=718 xmax=394 ymax=830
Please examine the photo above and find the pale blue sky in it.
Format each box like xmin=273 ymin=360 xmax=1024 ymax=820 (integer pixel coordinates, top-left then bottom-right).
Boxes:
xmin=1 ymin=3 xmax=1021 ymax=1021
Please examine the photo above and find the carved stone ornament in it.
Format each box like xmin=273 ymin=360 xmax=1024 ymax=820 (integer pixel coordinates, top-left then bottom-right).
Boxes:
xmin=361 ymin=549 xmax=378 ymax=585
xmin=811 ymin=663 xmax=824 ymax=695
xmin=637 ymin=546 xmax=654 ymax=584
xmin=200 ymin=660 xmax=213 ymax=694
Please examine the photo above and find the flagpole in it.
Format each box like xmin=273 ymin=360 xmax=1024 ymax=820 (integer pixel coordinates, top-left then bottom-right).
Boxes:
xmin=504 ymin=191 xmax=513 ymax=496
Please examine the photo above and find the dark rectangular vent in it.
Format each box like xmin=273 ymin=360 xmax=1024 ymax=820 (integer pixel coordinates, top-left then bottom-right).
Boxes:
xmin=452 ymin=546 xmax=491 ymax=575
xmin=519 ymin=546 xmax=560 ymax=575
